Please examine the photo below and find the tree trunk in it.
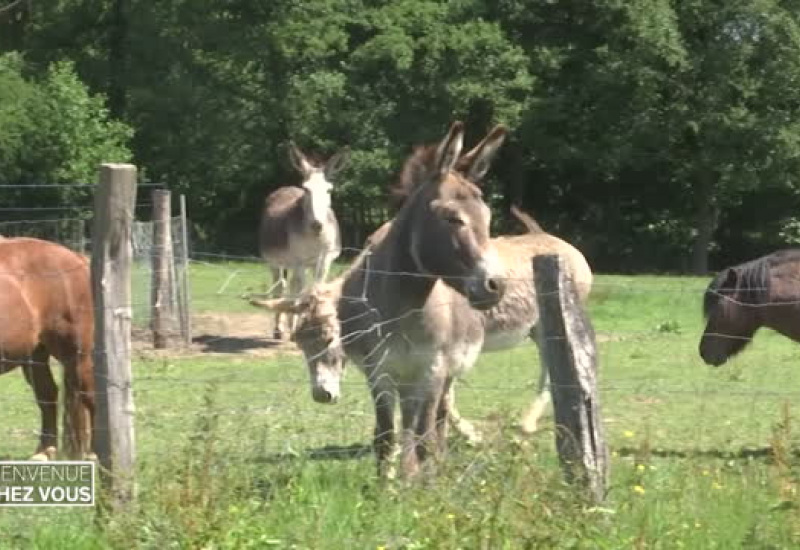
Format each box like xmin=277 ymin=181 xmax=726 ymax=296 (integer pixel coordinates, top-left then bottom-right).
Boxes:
xmin=690 ymin=175 xmax=720 ymax=275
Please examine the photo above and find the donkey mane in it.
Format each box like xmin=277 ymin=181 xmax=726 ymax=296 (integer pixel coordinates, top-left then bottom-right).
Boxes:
xmin=390 ymin=144 xmax=440 ymax=206
xmin=702 ymin=249 xmax=800 ymax=318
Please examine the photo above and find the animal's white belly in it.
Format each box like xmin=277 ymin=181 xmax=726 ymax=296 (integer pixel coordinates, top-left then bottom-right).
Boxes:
xmin=352 ymin=337 xmax=484 ymax=384
xmin=264 ymin=231 xmax=340 ymax=267
xmin=448 ymin=339 xmax=484 ymax=378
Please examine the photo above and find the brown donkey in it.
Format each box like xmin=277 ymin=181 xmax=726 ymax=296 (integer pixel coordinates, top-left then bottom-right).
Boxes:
xmin=253 ymin=122 xmax=507 ymax=477
xmin=252 ymin=207 xmax=593 ymax=445
xmin=0 ymin=238 xmax=94 ymax=460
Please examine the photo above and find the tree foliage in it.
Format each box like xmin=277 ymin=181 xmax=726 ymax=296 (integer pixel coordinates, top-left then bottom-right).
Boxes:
xmin=3 ymin=0 xmax=800 ymax=269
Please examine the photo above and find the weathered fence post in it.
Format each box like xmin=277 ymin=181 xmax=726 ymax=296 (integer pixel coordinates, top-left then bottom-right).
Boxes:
xmin=150 ymin=189 xmax=174 ymax=349
xmin=533 ymin=254 xmax=609 ymax=502
xmin=91 ymin=163 xmax=137 ymax=508
xmin=177 ymin=194 xmax=192 ymax=346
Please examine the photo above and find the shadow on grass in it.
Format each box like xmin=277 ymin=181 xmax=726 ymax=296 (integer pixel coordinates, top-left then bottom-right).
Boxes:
xmin=193 ymin=334 xmax=283 ymax=354
xmin=253 ymin=443 xmax=372 ymax=464
xmin=615 ymin=445 xmax=796 ymax=461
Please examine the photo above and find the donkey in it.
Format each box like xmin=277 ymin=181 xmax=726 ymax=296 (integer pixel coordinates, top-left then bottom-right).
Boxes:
xmin=259 ymin=142 xmax=349 ymax=339
xmin=251 ymin=207 xmax=593 ymax=443
xmin=0 ymin=238 xmax=95 ymax=460
xmin=254 ymin=121 xmax=511 ymax=478
xmin=700 ymin=249 xmax=800 ymax=366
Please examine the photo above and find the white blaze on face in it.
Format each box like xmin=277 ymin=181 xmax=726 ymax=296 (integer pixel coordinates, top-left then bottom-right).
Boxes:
xmin=303 ymin=171 xmax=333 ymax=227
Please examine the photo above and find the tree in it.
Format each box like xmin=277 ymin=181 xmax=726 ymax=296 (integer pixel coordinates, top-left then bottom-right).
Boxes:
xmin=0 ymin=53 xmax=132 ymax=212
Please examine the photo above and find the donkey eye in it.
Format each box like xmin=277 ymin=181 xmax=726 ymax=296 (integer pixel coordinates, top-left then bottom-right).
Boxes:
xmin=446 ymin=216 xmax=465 ymax=226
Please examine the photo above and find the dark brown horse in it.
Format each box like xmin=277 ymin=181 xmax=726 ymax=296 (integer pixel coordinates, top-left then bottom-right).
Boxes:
xmin=0 ymin=238 xmax=94 ymax=459
xmin=700 ymin=249 xmax=800 ymax=366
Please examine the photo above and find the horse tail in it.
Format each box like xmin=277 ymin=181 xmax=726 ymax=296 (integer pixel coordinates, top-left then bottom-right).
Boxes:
xmin=510 ymin=205 xmax=545 ymax=234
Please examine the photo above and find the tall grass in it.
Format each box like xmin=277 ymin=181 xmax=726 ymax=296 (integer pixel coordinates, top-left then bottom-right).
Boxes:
xmin=1 ymin=268 xmax=800 ymax=548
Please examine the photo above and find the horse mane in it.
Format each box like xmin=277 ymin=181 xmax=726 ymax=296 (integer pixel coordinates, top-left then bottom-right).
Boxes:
xmin=702 ymin=249 xmax=800 ymax=318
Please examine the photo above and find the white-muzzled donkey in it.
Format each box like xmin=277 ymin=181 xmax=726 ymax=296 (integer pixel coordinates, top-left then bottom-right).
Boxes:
xmin=258 ymin=142 xmax=348 ymax=340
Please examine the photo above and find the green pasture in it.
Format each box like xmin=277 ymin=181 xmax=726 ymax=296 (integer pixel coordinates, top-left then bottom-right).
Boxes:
xmin=2 ymin=263 xmax=800 ymax=548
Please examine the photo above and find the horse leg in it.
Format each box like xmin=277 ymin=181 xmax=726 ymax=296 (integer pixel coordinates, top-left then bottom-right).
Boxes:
xmin=76 ymin=349 xmax=95 ymax=460
xmin=60 ymin=352 xmax=92 ymax=460
xmin=520 ymin=366 xmax=551 ymax=434
xmin=369 ymin=377 xmax=397 ymax=478
xmin=446 ymin=382 xmax=482 ymax=445
xmin=23 ymin=348 xmax=58 ymax=461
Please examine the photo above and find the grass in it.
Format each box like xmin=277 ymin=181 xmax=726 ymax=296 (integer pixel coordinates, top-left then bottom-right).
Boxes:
xmin=2 ymin=265 xmax=800 ymax=548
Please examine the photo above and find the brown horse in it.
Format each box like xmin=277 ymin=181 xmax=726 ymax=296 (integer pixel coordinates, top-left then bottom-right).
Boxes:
xmin=0 ymin=238 xmax=94 ymax=460
xmin=699 ymin=249 xmax=800 ymax=366
xmin=253 ymin=122 xmax=508 ymax=478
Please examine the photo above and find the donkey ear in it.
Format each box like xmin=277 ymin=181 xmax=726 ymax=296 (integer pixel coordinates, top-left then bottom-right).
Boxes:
xmin=289 ymin=141 xmax=314 ymax=178
xmin=433 ymin=121 xmax=465 ymax=180
xmin=456 ymin=125 xmax=507 ymax=183
xmin=324 ymin=147 xmax=350 ymax=181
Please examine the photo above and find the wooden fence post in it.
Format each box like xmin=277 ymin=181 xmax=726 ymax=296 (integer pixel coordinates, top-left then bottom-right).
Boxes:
xmin=151 ymin=189 xmax=174 ymax=349
xmin=533 ymin=254 xmax=609 ymax=502
xmin=177 ymin=194 xmax=192 ymax=346
xmin=91 ymin=163 xmax=137 ymax=508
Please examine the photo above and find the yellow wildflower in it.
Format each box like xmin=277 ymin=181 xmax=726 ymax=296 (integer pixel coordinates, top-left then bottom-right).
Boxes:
xmin=633 ymin=485 xmax=645 ymax=494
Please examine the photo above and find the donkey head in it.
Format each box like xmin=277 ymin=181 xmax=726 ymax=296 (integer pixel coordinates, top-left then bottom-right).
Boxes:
xmin=289 ymin=142 xmax=349 ymax=234
xmin=395 ymin=122 xmax=507 ymax=310
xmin=248 ymin=287 xmax=345 ymax=403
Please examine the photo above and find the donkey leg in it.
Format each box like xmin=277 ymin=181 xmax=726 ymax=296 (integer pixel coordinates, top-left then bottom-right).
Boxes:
xmin=287 ymin=266 xmax=306 ymax=334
xmin=316 ymin=251 xmax=336 ymax=283
xmin=270 ymin=267 xmax=286 ymax=340
xmin=414 ymin=373 xmax=447 ymax=474
xmin=520 ymin=367 xmax=551 ymax=434
xmin=446 ymin=382 xmax=482 ymax=445
xmin=22 ymin=349 xmax=58 ymax=460
xmin=435 ymin=377 xmax=455 ymax=455
xmin=398 ymin=384 xmax=422 ymax=479
xmin=369 ymin=377 xmax=397 ymax=479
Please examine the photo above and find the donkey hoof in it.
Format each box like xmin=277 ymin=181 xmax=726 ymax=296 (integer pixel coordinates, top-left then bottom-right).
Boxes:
xmin=273 ymin=329 xmax=284 ymax=341
xmin=84 ymin=452 xmax=98 ymax=462
xmin=30 ymin=446 xmax=57 ymax=461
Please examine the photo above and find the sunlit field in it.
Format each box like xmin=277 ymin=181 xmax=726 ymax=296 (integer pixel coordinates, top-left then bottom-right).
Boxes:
xmin=2 ymin=264 xmax=800 ymax=549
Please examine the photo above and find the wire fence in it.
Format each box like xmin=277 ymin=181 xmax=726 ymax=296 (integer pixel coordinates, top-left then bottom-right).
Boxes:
xmin=1 ymin=187 xmax=799 ymax=475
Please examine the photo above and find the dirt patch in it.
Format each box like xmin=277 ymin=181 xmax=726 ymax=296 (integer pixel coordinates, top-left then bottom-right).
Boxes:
xmin=132 ymin=311 xmax=298 ymax=360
